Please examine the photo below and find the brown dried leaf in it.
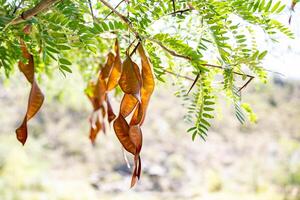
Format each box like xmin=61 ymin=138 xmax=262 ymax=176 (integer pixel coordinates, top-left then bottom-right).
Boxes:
xmin=86 ymin=82 xmax=106 ymax=143
xmin=138 ymin=44 xmax=155 ymax=94
xmin=120 ymin=94 xmax=138 ymax=118
xmin=113 ymin=115 xmax=136 ymax=155
xmin=129 ymin=103 xmax=144 ymax=125
xmin=119 ymin=56 xmax=142 ymax=99
xmin=94 ymin=77 xmax=107 ymax=110
xmin=100 ymin=52 xmax=115 ymax=79
xmin=107 ymin=39 xmax=122 ymax=91
xmin=19 ymin=40 xmax=34 ymax=83
xmin=106 ymin=95 xmax=116 ymax=123
xmin=138 ymin=44 xmax=155 ymax=124
xmin=130 ymin=155 xmax=141 ymax=188
xmin=89 ymin=115 xmax=102 ymax=145
xmin=129 ymin=44 xmax=155 ymax=125
xmin=16 ymin=40 xmax=44 ymax=145
xmin=129 ymin=125 xmax=142 ymax=154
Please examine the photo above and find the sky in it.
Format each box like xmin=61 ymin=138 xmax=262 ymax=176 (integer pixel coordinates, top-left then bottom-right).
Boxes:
xmin=261 ymin=2 xmax=300 ymax=80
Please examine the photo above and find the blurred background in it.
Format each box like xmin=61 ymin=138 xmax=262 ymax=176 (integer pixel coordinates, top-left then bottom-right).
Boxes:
xmin=0 ymin=2 xmax=300 ymax=200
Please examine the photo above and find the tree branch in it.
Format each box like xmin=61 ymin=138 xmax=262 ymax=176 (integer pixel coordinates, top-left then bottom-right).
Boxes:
xmin=163 ymin=69 xmax=194 ymax=81
xmin=12 ymin=0 xmax=25 ymax=15
xmin=148 ymin=38 xmax=254 ymax=77
xmin=238 ymin=76 xmax=254 ymax=92
xmin=10 ymin=0 xmax=61 ymax=25
xmin=88 ymin=0 xmax=95 ymax=22
xmin=98 ymin=0 xmax=139 ymax=38
xmin=169 ymin=8 xmax=192 ymax=15
xmin=98 ymin=0 xmax=255 ymax=91
xmin=187 ymin=73 xmax=200 ymax=94
xmin=147 ymin=38 xmax=190 ymax=60
xmin=104 ymin=0 xmax=126 ymax=20
xmin=172 ymin=0 xmax=176 ymax=14
xmin=148 ymin=38 xmax=255 ymax=91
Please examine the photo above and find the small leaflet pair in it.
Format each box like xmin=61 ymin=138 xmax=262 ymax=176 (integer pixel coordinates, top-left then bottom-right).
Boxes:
xmin=16 ymin=39 xmax=44 ymax=145
xmin=86 ymin=39 xmax=155 ymax=187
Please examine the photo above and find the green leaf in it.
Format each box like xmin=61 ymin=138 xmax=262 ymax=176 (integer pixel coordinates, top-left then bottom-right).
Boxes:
xmin=101 ymin=22 xmax=109 ymax=31
xmin=271 ymin=1 xmax=281 ymax=13
xmin=59 ymin=58 xmax=72 ymax=65
xmin=60 ymin=65 xmax=72 ymax=73
xmin=258 ymin=51 xmax=268 ymax=60
xmin=265 ymin=0 xmax=273 ymax=12
xmin=187 ymin=127 xmax=197 ymax=132
xmin=57 ymin=45 xmax=71 ymax=50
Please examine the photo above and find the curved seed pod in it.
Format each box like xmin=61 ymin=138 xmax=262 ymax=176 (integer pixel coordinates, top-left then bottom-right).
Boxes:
xmin=107 ymin=39 xmax=122 ymax=91
xmin=129 ymin=103 xmax=144 ymax=125
xmin=136 ymin=43 xmax=155 ymax=125
xmin=86 ymin=82 xmax=106 ymax=143
xmin=16 ymin=40 xmax=44 ymax=145
xmin=100 ymin=52 xmax=115 ymax=79
xmin=86 ymin=48 xmax=118 ymax=144
xmin=19 ymin=41 xmax=34 ymax=83
xmin=89 ymin=115 xmax=102 ymax=145
xmin=129 ymin=125 xmax=142 ymax=154
xmin=86 ymin=82 xmax=98 ymax=108
xmin=120 ymin=94 xmax=138 ymax=118
xmin=130 ymin=155 xmax=141 ymax=188
xmin=113 ymin=115 xmax=136 ymax=155
xmin=119 ymin=56 xmax=142 ymax=99
xmin=138 ymin=44 xmax=155 ymax=93
xmin=94 ymin=77 xmax=107 ymax=110
xmin=106 ymin=96 xmax=116 ymax=123
xmin=118 ymin=44 xmax=155 ymax=187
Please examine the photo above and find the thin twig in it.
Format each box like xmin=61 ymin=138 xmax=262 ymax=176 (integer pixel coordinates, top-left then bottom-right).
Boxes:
xmin=163 ymin=69 xmax=194 ymax=81
xmin=169 ymin=8 xmax=192 ymax=15
xmin=129 ymin=41 xmax=141 ymax=57
xmin=88 ymin=0 xmax=95 ymax=21
xmin=187 ymin=73 xmax=200 ymax=94
xmin=98 ymin=0 xmax=139 ymax=38
xmin=127 ymin=39 xmax=136 ymax=52
xmin=148 ymin=38 xmax=255 ymax=79
xmin=97 ymin=0 xmax=255 ymax=91
xmin=12 ymin=0 xmax=25 ymax=14
xmin=147 ymin=38 xmax=190 ymax=60
xmin=104 ymin=0 xmax=126 ymax=20
xmin=238 ymin=76 xmax=254 ymax=92
xmin=172 ymin=0 xmax=176 ymax=14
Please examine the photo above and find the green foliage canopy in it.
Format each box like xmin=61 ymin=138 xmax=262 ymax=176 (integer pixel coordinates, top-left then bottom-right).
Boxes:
xmin=0 ymin=0 xmax=294 ymax=140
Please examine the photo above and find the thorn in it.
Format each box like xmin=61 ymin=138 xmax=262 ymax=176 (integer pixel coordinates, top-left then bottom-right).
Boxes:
xmin=187 ymin=73 xmax=200 ymax=94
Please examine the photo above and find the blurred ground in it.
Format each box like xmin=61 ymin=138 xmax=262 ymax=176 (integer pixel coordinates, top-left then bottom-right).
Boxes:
xmin=0 ymin=73 xmax=299 ymax=200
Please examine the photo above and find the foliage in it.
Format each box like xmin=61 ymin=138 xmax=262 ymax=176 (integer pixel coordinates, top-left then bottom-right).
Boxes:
xmin=0 ymin=0 xmax=295 ymax=186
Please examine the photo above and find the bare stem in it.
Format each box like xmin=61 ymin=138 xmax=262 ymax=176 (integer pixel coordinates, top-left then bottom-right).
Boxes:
xmin=98 ymin=0 xmax=139 ymax=38
xmin=12 ymin=0 xmax=25 ymax=14
xmin=10 ymin=0 xmax=61 ymax=25
xmin=148 ymin=38 xmax=254 ymax=77
xmin=104 ymin=0 xmax=126 ymax=20
xmin=95 ymin=2 xmax=255 ymax=91
xmin=88 ymin=0 xmax=95 ymax=21
xmin=172 ymin=0 xmax=176 ymax=13
xmin=163 ymin=69 xmax=194 ymax=81
xmin=238 ymin=76 xmax=254 ymax=92
xmin=169 ymin=8 xmax=192 ymax=15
